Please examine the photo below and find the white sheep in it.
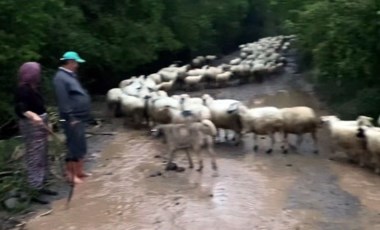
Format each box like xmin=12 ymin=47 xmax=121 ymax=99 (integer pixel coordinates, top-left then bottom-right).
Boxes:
xmin=157 ymin=80 xmax=175 ymax=92
xmin=179 ymin=94 xmax=203 ymax=108
xmin=357 ymin=126 xmax=380 ymax=173
xmin=281 ymin=106 xmax=321 ymax=154
xmin=192 ymin=56 xmax=206 ymax=68
xmin=119 ymin=77 xmax=136 ymax=88
xmin=148 ymin=73 xmax=162 ymax=84
xmin=119 ymin=94 xmax=148 ymax=127
xmin=321 ymin=115 xmax=373 ymax=166
xmin=202 ymin=94 xmax=243 ymax=144
xmin=105 ymin=88 xmax=123 ymax=119
xmin=229 ymin=58 xmax=241 ymax=65
xmin=238 ymin=105 xmax=283 ymax=153
xmin=184 ymin=75 xmax=203 ymax=91
xmin=215 ymin=71 xmax=232 ymax=87
xmin=147 ymin=96 xmax=180 ymax=127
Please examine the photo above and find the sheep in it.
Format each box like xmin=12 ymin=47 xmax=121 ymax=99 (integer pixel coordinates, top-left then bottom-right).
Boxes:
xmin=215 ymin=71 xmax=232 ymax=87
xmin=106 ymin=88 xmax=123 ymax=119
xmin=161 ymin=97 xmax=211 ymax=124
xmin=237 ymin=105 xmax=283 ymax=153
xmin=357 ymin=126 xmax=380 ymax=173
xmin=122 ymin=80 xmax=146 ymax=97
xmin=321 ymin=115 xmax=373 ymax=127
xmin=160 ymin=106 xmax=200 ymax=124
xmin=159 ymin=71 xmax=178 ymax=82
xmin=184 ymin=75 xmax=203 ymax=91
xmin=148 ymin=73 xmax=162 ymax=84
xmin=192 ymin=56 xmax=206 ymax=68
xmin=321 ymin=115 xmax=373 ymax=166
xmin=280 ymin=106 xmax=321 ymax=154
xmin=151 ymin=119 xmax=218 ymax=174
xmin=147 ymin=96 xmax=180 ymax=127
xmin=119 ymin=94 xmax=149 ymax=127
xmin=187 ymin=68 xmax=207 ymax=76
xmin=202 ymin=94 xmax=243 ymax=144
xmin=230 ymin=58 xmax=241 ymax=65
xmin=179 ymin=94 xmax=203 ymax=108
xmin=203 ymin=66 xmax=223 ymax=87
xmin=157 ymin=80 xmax=175 ymax=92
xmin=119 ymin=77 xmax=137 ymax=88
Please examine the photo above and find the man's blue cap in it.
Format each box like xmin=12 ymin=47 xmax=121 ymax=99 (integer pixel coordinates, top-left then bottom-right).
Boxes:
xmin=60 ymin=51 xmax=85 ymax=63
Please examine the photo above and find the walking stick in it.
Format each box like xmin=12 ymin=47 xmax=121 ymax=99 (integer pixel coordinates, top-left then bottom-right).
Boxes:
xmin=43 ymin=121 xmax=75 ymax=208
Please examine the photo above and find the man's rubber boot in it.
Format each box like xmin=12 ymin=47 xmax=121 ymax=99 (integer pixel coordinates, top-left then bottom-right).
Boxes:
xmin=77 ymin=159 xmax=92 ymax=178
xmin=65 ymin=161 xmax=83 ymax=184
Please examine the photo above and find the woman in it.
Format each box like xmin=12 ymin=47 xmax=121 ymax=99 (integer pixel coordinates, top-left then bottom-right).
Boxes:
xmin=14 ymin=62 xmax=58 ymax=205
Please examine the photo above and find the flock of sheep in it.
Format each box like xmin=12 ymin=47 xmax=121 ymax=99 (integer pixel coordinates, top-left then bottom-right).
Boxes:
xmin=105 ymin=34 xmax=380 ymax=175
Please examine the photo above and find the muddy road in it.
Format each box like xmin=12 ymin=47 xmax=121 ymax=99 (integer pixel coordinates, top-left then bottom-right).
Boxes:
xmin=24 ymin=63 xmax=380 ymax=230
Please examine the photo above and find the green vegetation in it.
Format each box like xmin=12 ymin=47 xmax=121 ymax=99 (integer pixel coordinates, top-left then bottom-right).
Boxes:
xmin=267 ymin=0 xmax=380 ymax=118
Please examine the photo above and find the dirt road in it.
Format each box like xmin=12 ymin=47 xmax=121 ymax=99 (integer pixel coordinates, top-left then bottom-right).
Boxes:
xmin=24 ymin=60 xmax=380 ymax=230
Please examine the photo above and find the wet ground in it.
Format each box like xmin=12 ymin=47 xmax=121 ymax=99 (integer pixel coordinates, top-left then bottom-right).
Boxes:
xmin=22 ymin=58 xmax=380 ymax=230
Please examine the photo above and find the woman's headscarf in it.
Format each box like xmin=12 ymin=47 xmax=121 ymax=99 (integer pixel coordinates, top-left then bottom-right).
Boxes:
xmin=18 ymin=62 xmax=41 ymax=88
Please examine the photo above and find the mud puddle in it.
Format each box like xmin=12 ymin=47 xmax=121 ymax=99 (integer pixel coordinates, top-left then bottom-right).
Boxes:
xmin=24 ymin=68 xmax=380 ymax=230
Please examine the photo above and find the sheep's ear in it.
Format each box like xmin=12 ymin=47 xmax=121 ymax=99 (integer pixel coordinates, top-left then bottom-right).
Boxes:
xmin=227 ymin=102 xmax=240 ymax=113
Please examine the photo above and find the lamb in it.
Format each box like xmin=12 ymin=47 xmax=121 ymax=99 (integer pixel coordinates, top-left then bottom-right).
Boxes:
xmin=357 ymin=126 xmax=380 ymax=173
xmin=280 ymin=106 xmax=323 ymax=154
xmin=151 ymin=119 xmax=218 ymax=174
xmin=237 ymin=105 xmax=283 ymax=153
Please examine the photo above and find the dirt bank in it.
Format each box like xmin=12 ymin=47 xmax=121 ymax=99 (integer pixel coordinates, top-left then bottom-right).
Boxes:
xmin=15 ymin=54 xmax=380 ymax=230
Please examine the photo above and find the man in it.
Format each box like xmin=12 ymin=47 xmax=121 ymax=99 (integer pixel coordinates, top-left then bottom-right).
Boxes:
xmin=53 ymin=51 xmax=92 ymax=184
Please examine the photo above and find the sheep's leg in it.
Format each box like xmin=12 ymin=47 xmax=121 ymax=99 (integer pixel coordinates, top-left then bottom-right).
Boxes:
xmin=185 ymin=150 xmax=194 ymax=169
xmin=253 ymin=133 xmax=259 ymax=152
xmin=311 ymin=131 xmax=319 ymax=154
xmin=267 ymin=133 xmax=275 ymax=154
xmin=282 ymin=132 xmax=289 ymax=154
xmin=194 ymin=146 xmax=203 ymax=172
